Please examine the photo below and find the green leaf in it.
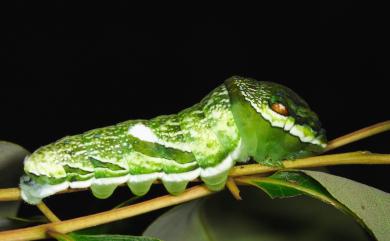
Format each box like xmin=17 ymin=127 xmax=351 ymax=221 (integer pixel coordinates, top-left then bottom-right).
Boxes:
xmin=249 ymin=171 xmax=330 ymax=199
xmin=68 ymin=234 xmax=162 ymax=241
xmin=240 ymin=170 xmax=390 ymax=241
xmin=144 ymin=188 xmax=368 ymax=241
xmin=0 ymin=141 xmax=30 ymax=230
xmin=303 ymin=170 xmax=390 ymax=241
xmin=240 ymin=171 xmax=342 ymax=209
xmin=52 ymin=233 xmax=163 ymax=241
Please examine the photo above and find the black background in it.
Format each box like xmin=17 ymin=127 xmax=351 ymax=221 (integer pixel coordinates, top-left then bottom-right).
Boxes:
xmin=1 ymin=1 xmax=389 ymax=231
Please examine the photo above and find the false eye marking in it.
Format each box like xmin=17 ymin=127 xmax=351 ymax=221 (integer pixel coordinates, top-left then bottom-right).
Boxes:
xmin=271 ymin=103 xmax=289 ymax=116
xmin=234 ymin=80 xmax=325 ymax=147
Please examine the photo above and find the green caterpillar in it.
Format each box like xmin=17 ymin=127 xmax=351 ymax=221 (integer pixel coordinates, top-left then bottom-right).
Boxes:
xmin=20 ymin=76 xmax=327 ymax=204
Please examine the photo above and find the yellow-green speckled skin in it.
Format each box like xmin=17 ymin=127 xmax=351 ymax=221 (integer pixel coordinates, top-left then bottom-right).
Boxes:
xmin=20 ymin=76 xmax=326 ymax=204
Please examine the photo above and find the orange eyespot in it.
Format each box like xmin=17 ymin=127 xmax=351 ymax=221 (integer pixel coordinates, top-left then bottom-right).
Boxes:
xmin=271 ymin=103 xmax=289 ymax=116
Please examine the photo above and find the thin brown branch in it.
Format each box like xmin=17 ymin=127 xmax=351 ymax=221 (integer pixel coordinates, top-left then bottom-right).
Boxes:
xmin=325 ymin=120 xmax=390 ymax=152
xmin=0 ymin=185 xmax=213 ymax=241
xmin=0 ymin=121 xmax=389 ymax=240
xmin=46 ymin=230 xmax=74 ymax=241
xmin=229 ymin=152 xmax=390 ymax=176
xmin=36 ymin=202 xmax=61 ymax=223
xmin=1 ymin=151 xmax=389 ymax=240
xmin=1 ymin=152 xmax=390 ymax=202
xmin=0 ymin=188 xmax=20 ymax=202
xmin=1 ymin=121 xmax=388 ymax=202
xmin=226 ymin=177 xmax=242 ymax=200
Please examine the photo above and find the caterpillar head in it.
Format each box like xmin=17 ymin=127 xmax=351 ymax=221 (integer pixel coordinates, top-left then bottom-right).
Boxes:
xmin=226 ymin=76 xmax=327 ymax=164
xmin=254 ymin=80 xmax=326 ymax=147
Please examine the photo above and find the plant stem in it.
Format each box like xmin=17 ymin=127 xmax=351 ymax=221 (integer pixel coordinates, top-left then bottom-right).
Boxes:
xmin=36 ymin=202 xmax=61 ymax=222
xmin=1 ymin=151 xmax=389 ymax=240
xmin=0 ymin=121 xmax=389 ymax=240
xmin=46 ymin=230 xmax=74 ymax=241
xmin=1 ymin=152 xmax=390 ymax=202
xmin=0 ymin=121 xmax=387 ymax=203
xmin=325 ymin=120 xmax=390 ymax=152
xmin=229 ymin=151 xmax=390 ymax=176
xmin=0 ymin=188 xmax=20 ymax=201
xmin=0 ymin=185 xmax=213 ymax=241
xmin=226 ymin=177 xmax=242 ymax=200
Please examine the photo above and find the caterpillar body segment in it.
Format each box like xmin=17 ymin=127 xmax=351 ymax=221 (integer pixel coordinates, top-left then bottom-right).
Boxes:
xmin=20 ymin=76 xmax=326 ymax=204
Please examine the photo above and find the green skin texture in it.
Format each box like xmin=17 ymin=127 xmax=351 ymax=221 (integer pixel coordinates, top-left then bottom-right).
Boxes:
xmin=20 ymin=76 xmax=327 ymax=204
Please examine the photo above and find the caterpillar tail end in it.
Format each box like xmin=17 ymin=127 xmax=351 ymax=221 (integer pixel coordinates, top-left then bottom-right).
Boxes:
xmin=19 ymin=175 xmax=68 ymax=205
xmin=20 ymin=175 xmax=43 ymax=205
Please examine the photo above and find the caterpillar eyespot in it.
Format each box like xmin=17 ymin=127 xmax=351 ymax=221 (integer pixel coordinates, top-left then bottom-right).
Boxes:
xmin=271 ymin=103 xmax=289 ymax=116
xmin=20 ymin=76 xmax=327 ymax=205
